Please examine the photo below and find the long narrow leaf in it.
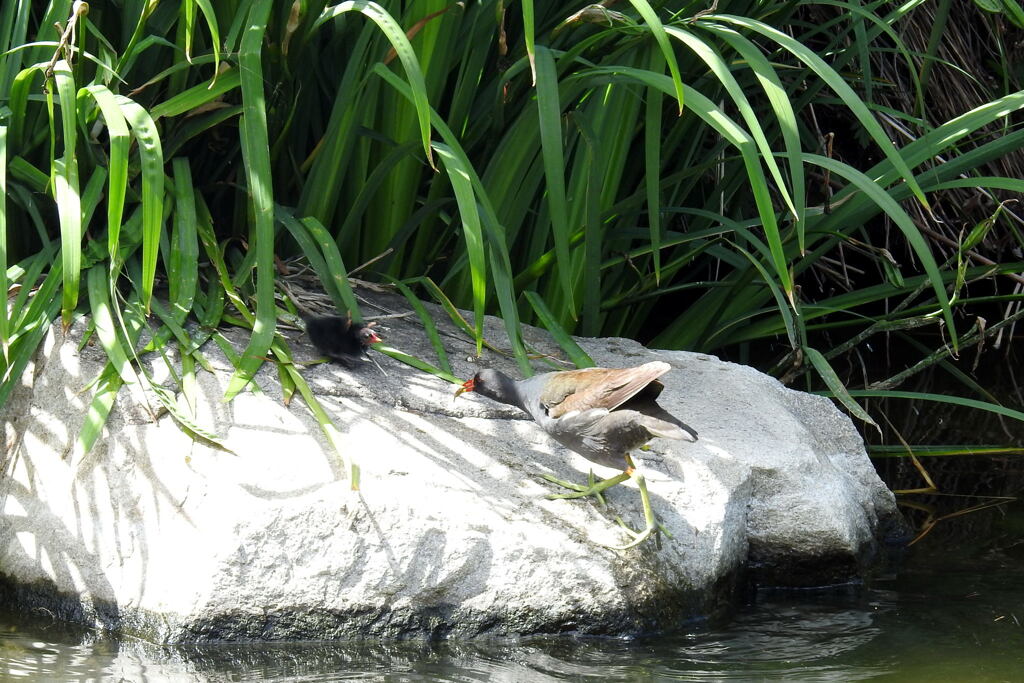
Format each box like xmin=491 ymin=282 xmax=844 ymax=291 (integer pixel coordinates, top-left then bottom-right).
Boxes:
xmin=315 ymin=1 xmax=434 ymax=168
xmin=0 ymin=125 xmax=7 ymax=356
xmin=51 ymin=61 xmax=81 ymax=328
xmin=666 ymin=26 xmax=797 ymax=222
xmin=628 ymin=0 xmax=684 ymax=112
xmin=434 ymin=143 xmax=486 ymax=354
xmin=225 ymin=0 xmax=277 ymax=400
xmin=385 ymin=276 xmax=452 ymax=375
xmin=524 ymin=291 xmax=594 ymax=368
xmin=373 ymin=63 xmax=532 ymax=375
xmin=533 ymin=45 xmax=574 ymax=317
xmin=115 ymin=95 xmax=164 ymax=311
xmin=804 ymin=153 xmax=957 ymax=349
xmin=78 ymin=86 xmax=129 ymax=259
xmin=710 ymin=13 xmax=929 ymax=209
xmin=805 ymin=346 xmax=879 ymax=430
xmin=86 ymin=266 xmax=137 ymax=385
xmin=302 ymin=216 xmax=362 ymax=320
xmin=845 ymin=390 xmax=1024 ymax=424
xmin=170 ymin=159 xmax=199 ymax=324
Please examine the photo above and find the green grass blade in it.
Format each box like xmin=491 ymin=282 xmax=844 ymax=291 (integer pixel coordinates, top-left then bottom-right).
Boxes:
xmin=147 ymin=298 xmax=211 ymax=371
xmin=522 ymin=0 xmax=536 ymax=84
xmin=385 ymin=276 xmax=452 ymax=375
xmin=316 ymin=0 xmax=434 ymax=168
xmin=0 ymin=125 xmax=7 ymax=357
xmin=51 ymin=61 xmax=81 ymax=329
xmin=434 ymin=142 xmax=486 ymax=354
xmin=301 ymin=216 xmax=362 ymax=319
xmin=666 ymin=26 xmax=797 ymax=222
xmin=149 ymin=381 xmax=235 ymax=453
xmin=170 ymin=158 xmax=199 ymax=324
xmin=700 ymin=24 xmax=806 ymax=241
xmin=374 ymin=343 xmax=460 ymax=384
xmin=804 ymin=152 xmax=957 ymax=349
xmin=76 ymin=367 xmax=122 ymax=456
xmin=86 ymin=265 xmax=137 ymax=385
xmin=805 ymin=346 xmax=879 ymax=430
xmin=222 ymin=0 xmax=256 ymax=53
xmin=628 ymin=0 xmax=684 ymax=112
xmin=644 ymin=50 xmax=663 ymax=284
xmin=78 ymin=86 xmax=129 ymax=259
xmin=583 ymin=66 xmax=794 ymax=302
xmin=534 ymin=45 xmax=574 ymax=318
xmin=0 ymin=0 xmax=30 ymax=96
xmin=0 ymin=264 xmax=61 ymax=407
xmin=573 ymin=113 xmax=603 ymax=335
xmin=869 ymin=445 xmax=1024 ymax=458
xmin=417 ymin=276 xmax=478 ymax=340
xmin=275 ymin=206 xmax=335 ymax=296
xmin=845 ymin=390 xmax=1024 ymax=424
xmin=193 ymin=0 xmax=221 ymax=75
xmin=225 ymin=0 xmax=276 ymax=400
xmin=372 ymin=63 xmax=531 ymax=375
xmin=710 ymin=13 xmax=929 ymax=210
xmin=278 ymin=352 xmax=356 ymax=487
xmin=181 ymin=0 xmax=197 ymax=61
xmin=524 ymin=291 xmax=594 ymax=368
xmin=115 ymin=95 xmax=165 ymax=311
xmin=148 ymin=68 xmax=241 ymax=120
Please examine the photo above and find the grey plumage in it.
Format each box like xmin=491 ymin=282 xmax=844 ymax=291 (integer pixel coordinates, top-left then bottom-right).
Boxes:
xmin=460 ymin=361 xmax=697 ymax=470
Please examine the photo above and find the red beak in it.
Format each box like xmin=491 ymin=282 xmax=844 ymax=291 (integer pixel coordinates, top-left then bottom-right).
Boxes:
xmin=366 ymin=330 xmax=382 ymax=344
xmin=454 ymin=377 xmax=475 ymax=398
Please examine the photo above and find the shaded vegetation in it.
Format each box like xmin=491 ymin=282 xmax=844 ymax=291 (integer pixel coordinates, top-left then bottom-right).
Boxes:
xmin=0 ymin=0 xmax=1022 ymax=485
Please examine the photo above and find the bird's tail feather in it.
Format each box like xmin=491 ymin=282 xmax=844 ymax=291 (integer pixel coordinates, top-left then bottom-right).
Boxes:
xmin=646 ymin=420 xmax=698 ymax=442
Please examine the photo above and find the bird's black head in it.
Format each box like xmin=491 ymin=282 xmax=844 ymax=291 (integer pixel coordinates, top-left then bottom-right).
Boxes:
xmin=454 ymin=368 xmax=522 ymax=409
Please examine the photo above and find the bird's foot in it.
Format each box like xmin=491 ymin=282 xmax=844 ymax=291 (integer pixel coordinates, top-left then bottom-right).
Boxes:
xmin=540 ymin=471 xmax=611 ymax=506
xmin=603 ymin=472 xmax=664 ymax=551
xmin=607 ymin=524 xmax=657 ymax=551
xmin=612 ymin=515 xmax=672 ymax=540
xmin=541 ymin=469 xmax=667 ymax=551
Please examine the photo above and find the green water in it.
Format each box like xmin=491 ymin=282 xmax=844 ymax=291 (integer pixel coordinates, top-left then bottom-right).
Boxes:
xmin=3 ymin=503 xmax=1023 ymax=682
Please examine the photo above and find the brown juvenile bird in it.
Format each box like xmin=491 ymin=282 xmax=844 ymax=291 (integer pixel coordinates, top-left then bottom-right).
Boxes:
xmin=304 ymin=313 xmax=381 ymax=367
xmin=455 ymin=360 xmax=697 ymax=549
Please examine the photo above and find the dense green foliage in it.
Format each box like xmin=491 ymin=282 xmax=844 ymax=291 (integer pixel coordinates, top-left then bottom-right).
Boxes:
xmin=0 ymin=0 xmax=1022 ymax=461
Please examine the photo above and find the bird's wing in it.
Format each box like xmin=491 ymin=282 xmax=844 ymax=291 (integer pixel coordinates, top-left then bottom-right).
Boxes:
xmin=546 ymin=408 xmax=615 ymax=459
xmin=541 ymin=361 xmax=671 ymax=418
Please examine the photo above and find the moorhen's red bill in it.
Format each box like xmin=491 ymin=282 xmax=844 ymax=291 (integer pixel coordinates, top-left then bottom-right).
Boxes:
xmin=455 ymin=361 xmax=697 ymax=549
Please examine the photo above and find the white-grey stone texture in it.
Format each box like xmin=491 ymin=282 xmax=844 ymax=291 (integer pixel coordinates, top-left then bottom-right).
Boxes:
xmin=0 ymin=291 xmax=905 ymax=641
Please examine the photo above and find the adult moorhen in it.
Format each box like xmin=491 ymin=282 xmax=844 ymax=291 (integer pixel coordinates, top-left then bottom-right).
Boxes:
xmin=455 ymin=360 xmax=697 ymax=550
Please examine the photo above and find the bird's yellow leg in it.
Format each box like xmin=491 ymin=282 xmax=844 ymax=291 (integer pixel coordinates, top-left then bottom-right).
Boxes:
xmin=539 ymin=470 xmax=608 ymax=506
xmin=613 ymin=511 xmax=672 ymax=540
xmin=608 ymin=471 xmax=660 ymax=551
xmin=541 ymin=470 xmax=631 ymax=503
xmin=587 ymin=469 xmax=608 ymax=506
xmin=543 ymin=455 xmax=668 ymax=550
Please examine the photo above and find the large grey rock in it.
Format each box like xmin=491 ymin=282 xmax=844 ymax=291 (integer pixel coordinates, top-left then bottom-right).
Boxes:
xmin=0 ymin=290 xmax=904 ymax=641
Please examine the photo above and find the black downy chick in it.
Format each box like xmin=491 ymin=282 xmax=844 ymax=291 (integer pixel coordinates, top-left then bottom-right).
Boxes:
xmin=304 ymin=313 xmax=381 ymax=367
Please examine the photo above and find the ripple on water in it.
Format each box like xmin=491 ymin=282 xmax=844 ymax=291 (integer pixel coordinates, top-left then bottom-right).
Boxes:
xmin=4 ymin=514 xmax=1024 ymax=683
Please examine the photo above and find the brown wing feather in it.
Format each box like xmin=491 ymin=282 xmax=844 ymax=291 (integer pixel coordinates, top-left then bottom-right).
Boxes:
xmin=541 ymin=362 xmax=671 ymax=418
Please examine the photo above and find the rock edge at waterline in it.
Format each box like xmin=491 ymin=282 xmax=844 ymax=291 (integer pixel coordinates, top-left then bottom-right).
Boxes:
xmin=0 ymin=291 xmax=905 ymax=641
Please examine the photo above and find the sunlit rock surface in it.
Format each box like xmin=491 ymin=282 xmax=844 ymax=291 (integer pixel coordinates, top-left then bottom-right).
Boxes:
xmin=0 ymin=291 xmax=904 ymax=641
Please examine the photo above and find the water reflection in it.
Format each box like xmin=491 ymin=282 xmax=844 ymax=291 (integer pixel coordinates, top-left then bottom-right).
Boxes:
xmin=0 ymin=597 xmax=896 ymax=682
xmin=4 ymin=503 xmax=1024 ymax=681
